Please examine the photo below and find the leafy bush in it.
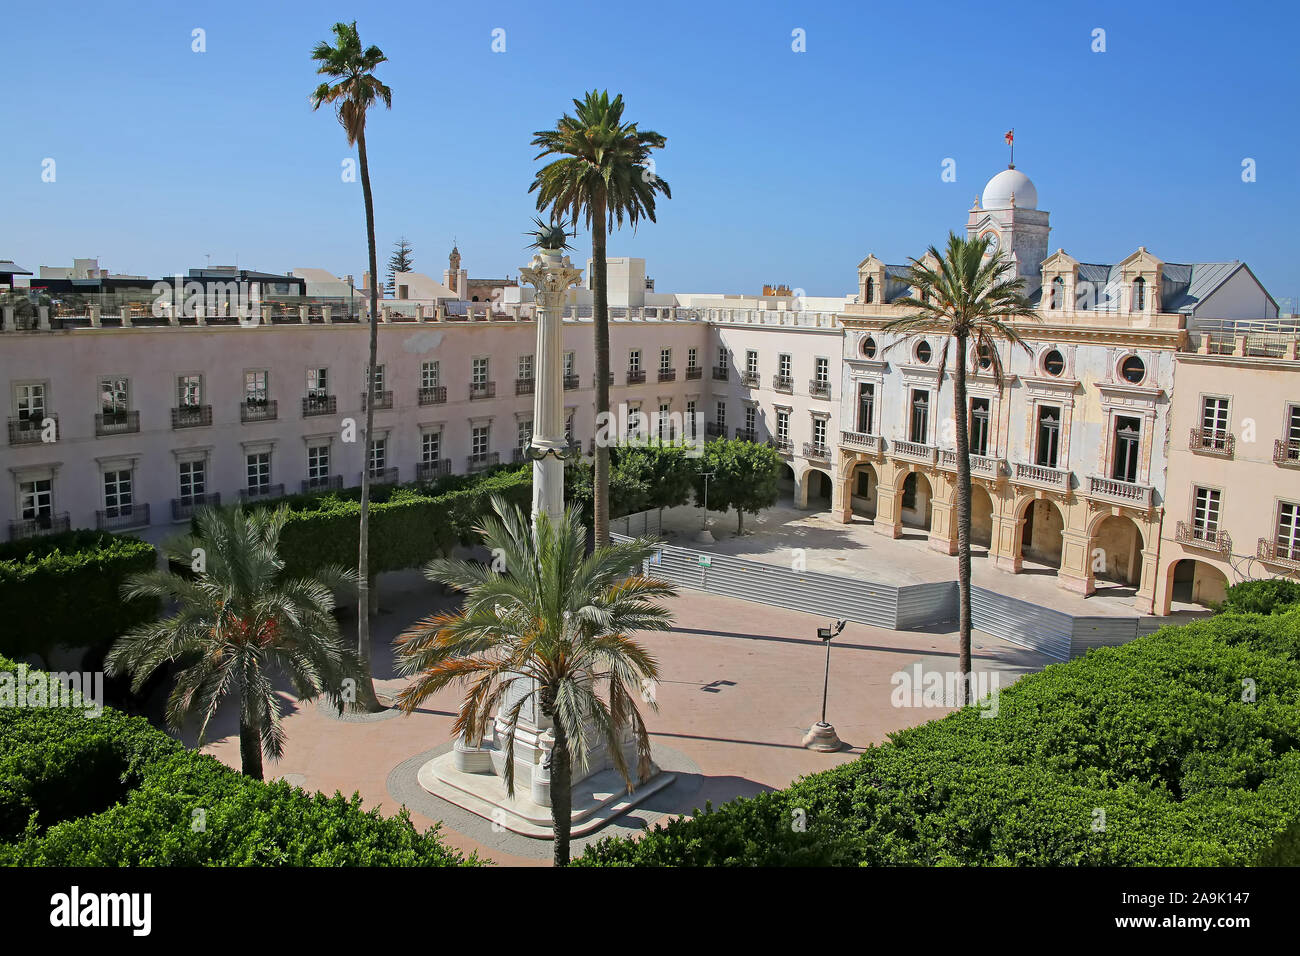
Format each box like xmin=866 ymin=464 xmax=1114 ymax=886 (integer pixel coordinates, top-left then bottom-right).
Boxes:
xmin=0 ymin=655 xmax=477 ymax=866
xmin=0 ymin=531 xmax=158 ymax=664
xmin=1219 ymin=579 xmax=1300 ymax=616
xmin=579 ymin=607 xmax=1300 ymax=866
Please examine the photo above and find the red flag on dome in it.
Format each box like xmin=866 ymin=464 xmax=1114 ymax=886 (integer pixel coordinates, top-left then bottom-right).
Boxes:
xmin=1004 ymin=130 xmax=1014 ymax=145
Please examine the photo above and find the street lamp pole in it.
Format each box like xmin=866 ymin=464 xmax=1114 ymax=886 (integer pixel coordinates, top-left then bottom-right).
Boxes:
xmin=803 ymin=620 xmax=846 ymax=752
xmin=695 ymin=469 xmax=715 ymax=544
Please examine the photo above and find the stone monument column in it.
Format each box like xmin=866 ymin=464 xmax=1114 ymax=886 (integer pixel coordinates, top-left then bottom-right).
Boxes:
xmin=519 ymin=249 xmax=583 ymax=524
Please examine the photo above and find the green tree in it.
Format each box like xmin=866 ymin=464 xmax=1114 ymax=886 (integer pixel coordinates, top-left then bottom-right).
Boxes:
xmin=105 ymin=506 xmax=357 ymax=781
xmin=387 ymin=236 xmax=414 ymax=294
xmin=619 ymin=443 xmax=695 ymax=520
xmin=885 ymin=232 xmax=1036 ymax=705
xmin=697 ymin=439 xmax=782 ymax=535
xmin=311 ymin=20 xmax=391 ymax=712
xmin=394 ymin=496 xmax=676 ymax=866
xmin=530 ymin=90 xmax=671 ymax=546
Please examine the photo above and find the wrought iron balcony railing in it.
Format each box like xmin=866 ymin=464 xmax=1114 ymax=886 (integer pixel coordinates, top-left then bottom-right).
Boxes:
xmin=240 ymin=483 xmax=285 ymax=502
xmin=516 ymin=377 xmax=535 ymax=396
xmin=1275 ymin=438 xmax=1300 ymax=466
xmin=1189 ymin=426 xmax=1234 ymax=456
xmin=685 ymin=366 xmax=703 ymax=380
xmin=1088 ymin=475 xmax=1154 ymax=509
xmin=363 ymin=467 xmax=399 ymax=485
xmin=563 ymin=374 xmax=580 ymax=390
xmin=302 ymin=394 xmax=336 ymax=417
xmin=739 ymin=371 xmax=760 ymax=387
xmin=240 ymin=399 xmax=278 ymax=423
xmin=712 ymin=366 xmax=729 ymax=381
xmin=1175 ymin=521 xmax=1231 ymax=554
xmin=626 ymin=369 xmax=647 ymax=385
xmin=361 ymin=390 xmax=393 ymax=410
xmin=416 ymin=459 xmax=452 ymax=481
xmin=1258 ymin=537 xmax=1300 ymax=570
xmin=658 ymin=368 xmax=677 ymax=383
xmin=705 ymin=422 xmax=726 ymax=438
xmin=592 ymin=372 xmax=614 ymax=387
xmin=734 ymin=427 xmax=756 ymax=442
xmin=769 ymin=438 xmax=793 ymax=456
xmin=95 ymin=503 xmax=150 ymax=531
xmin=172 ymin=493 xmax=220 ymax=521
xmin=95 ymin=409 xmax=139 ymax=437
xmin=808 ymin=379 xmax=832 ymax=399
xmin=8 ymin=512 xmax=71 ymax=541
xmin=418 ymin=385 xmax=447 ymax=406
xmin=171 ymin=404 xmax=212 ymax=429
xmin=772 ymin=375 xmax=794 ymax=394
xmin=8 ymin=414 xmax=56 ymax=444
xmin=1013 ymin=461 xmax=1072 ymax=492
xmin=301 ymin=475 xmax=343 ymax=493
xmin=802 ymin=441 xmax=830 ymax=460
xmin=467 ymin=452 xmax=500 ymax=472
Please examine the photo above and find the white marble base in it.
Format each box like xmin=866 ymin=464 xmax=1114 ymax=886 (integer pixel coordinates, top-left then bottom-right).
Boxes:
xmin=417 ymin=752 xmax=675 ymax=839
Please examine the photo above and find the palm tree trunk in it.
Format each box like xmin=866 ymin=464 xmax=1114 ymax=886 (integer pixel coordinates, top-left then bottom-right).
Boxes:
xmin=239 ymin=717 xmax=264 ymax=781
xmin=592 ymin=191 xmax=610 ymax=548
xmin=952 ymin=331 xmax=973 ymax=707
xmin=352 ymin=126 xmax=384 ymax=713
xmin=550 ymin=717 xmax=573 ymax=866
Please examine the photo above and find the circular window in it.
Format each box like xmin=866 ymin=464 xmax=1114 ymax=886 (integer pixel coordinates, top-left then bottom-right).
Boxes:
xmin=915 ymin=341 xmax=932 ymax=364
xmin=861 ymin=336 xmax=877 ymax=359
xmin=1043 ymin=349 xmax=1065 ymax=377
xmin=1120 ymin=355 xmax=1146 ymax=384
xmin=976 ymin=344 xmax=994 ymax=370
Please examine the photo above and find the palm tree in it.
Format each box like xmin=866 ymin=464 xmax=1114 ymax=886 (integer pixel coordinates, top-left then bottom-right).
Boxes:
xmin=105 ymin=506 xmax=357 ymax=780
xmin=311 ymin=20 xmax=391 ymax=711
xmin=884 ymin=232 xmax=1037 ymax=706
xmin=394 ymin=495 xmax=676 ymax=865
xmin=530 ymin=90 xmax=671 ymax=545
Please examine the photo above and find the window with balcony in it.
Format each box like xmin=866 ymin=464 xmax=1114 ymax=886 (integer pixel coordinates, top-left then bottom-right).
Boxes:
xmin=472 ymin=357 xmax=489 ymax=388
xmin=1274 ymin=501 xmax=1300 ymax=562
xmin=519 ymin=354 xmax=534 ymax=381
xmin=660 ymin=348 xmax=672 ymax=373
xmin=909 ymin=389 xmax=929 ymax=444
xmin=245 ymin=370 xmax=269 ymax=404
xmin=307 ymin=443 xmax=331 ymax=484
xmin=970 ymin=397 xmax=990 ymax=457
xmin=777 ymin=410 xmax=789 ymax=446
xmin=15 ymin=383 xmax=46 ymax=423
xmin=1111 ymin=416 xmax=1141 ymax=483
xmin=746 ymin=350 xmax=759 ymax=377
xmin=246 ymin=451 xmax=272 ymax=495
xmin=685 ymin=400 xmax=697 ymax=438
xmin=857 ymin=382 xmax=875 ymax=434
xmin=19 ymin=476 xmax=51 ymax=517
xmin=308 ymin=367 xmax=329 ymax=399
xmin=687 ymin=347 xmax=698 ymax=371
xmin=472 ymin=425 xmax=489 ymax=459
xmin=658 ymin=402 xmax=671 ymax=440
xmin=716 ymin=402 xmax=726 ymax=429
xmin=518 ymin=418 xmax=532 ymax=449
xmin=365 ymin=363 xmax=386 ymax=394
xmin=178 ymin=459 xmax=206 ymax=504
xmin=629 ymin=349 xmax=641 ymax=373
xmin=815 ymin=357 xmax=829 ymax=384
xmin=422 ymin=361 xmax=440 ymax=389
xmin=97 ymin=376 xmax=136 ymax=435
xmin=1282 ymin=404 xmax=1300 ymax=464
xmin=422 ymin=430 xmax=442 ymax=463
xmin=812 ymin=417 xmax=827 ymax=450
xmin=1192 ymin=486 xmax=1221 ymax=538
xmin=1036 ymin=405 xmax=1060 ymax=468
xmin=177 ymin=374 xmax=202 ymax=408
xmin=103 ymin=468 xmax=133 ymax=519
xmin=368 ymin=436 xmax=387 ymax=476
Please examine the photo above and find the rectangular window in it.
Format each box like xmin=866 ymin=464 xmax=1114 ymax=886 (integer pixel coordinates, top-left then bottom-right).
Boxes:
xmin=687 ymin=347 xmax=698 ymax=370
xmin=15 ymin=383 xmax=46 ymax=420
xmin=177 ymin=375 xmax=202 ymax=407
xmin=970 ymin=397 xmax=990 ymax=456
xmin=244 ymin=370 xmax=269 ymax=403
xmin=1112 ymin=415 xmax=1141 ymax=483
xmin=1276 ymin=501 xmax=1300 ymax=561
xmin=518 ymin=354 xmax=534 ymax=380
xmin=518 ymin=418 xmax=532 ymax=448
xmin=746 ymin=350 xmax=759 ymax=376
xmin=1286 ymin=404 xmax=1300 ymax=460
xmin=718 ymin=349 xmax=729 ymax=372
xmin=815 ymin=357 xmax=829 ymax=384
xmin=99 ymin=377 xmax=128 ymax=413
xmin=564 ymin=352 xmax=575 ymax=377
xmin=565 ymin=413 xmax=574 ymax=443
xmin=715 ymin=401 xmax=726 ymax=428
xmin=246 ymin=452 xmax=271 ymax=492
xmin=178 ymin=460 xmax=205 ymax=503
xmin=685 ymin=400 xmax=697 ymax=438
xmin=103 ymin=469 xmax=132 ymax=518
xmin=629 ymin=349 xmax=641 ymax=372
xmin=658 ymin=402 xmax=671 ymax=439
xmin=857 ymin=382 xmax=875 ymax=434
xmin=472 ymin=425 xmax=489 ymax=458
xmin=368 ymin=436 xmax=387 ymax=474
xmin=777 ymin=410 xmax=790 ymax=444
xmin=779 ymin=353 xmax=792 ymax=380
xmin=421 ymin=431 xmax=441 ymax=463
xmin=421 ymin=361 xmax=440 ymax=389
xmin=1201 ymin=396 xmax=1229 ymax=438
xmin=1036 ymin=405 xmax=1060 ymax=468
xmin=656 ymin=348 xmax=670 ymax=373
xmin=813 ymin=417 xmax=827 ymax=448
xmin=365 ymin=364 xmax=385 ymax=395
xmin=19 ymin=478 xmax=52 ymax=520
xmin=472 ymin=357 xmax=489 ymax=387
xmin=1192 ymin=486 xmax=1221 ymax=534
xmin=308 ymin=367 xmax=329 ymax=396
xmin=856 ymin=470 xmax=871 ymax=497
xmin=909 ymin=389 xmax=930 ymax=444
xmin=308 ymin=444 xmax=330 ymax=480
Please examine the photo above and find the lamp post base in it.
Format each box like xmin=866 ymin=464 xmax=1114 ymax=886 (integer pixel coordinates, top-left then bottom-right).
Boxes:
xmin=695 ymin=526 xmax=715 ymax=544
xmin=802 ymin=721 xmax=843 ymax=752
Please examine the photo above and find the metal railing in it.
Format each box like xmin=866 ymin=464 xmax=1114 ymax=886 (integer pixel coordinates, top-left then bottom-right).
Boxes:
xmin=469 ymin=382 xmax=496 ymax=400
xmin=301 ymin=475 xmax=343 ymax=493
xmin=8 ymin=414 xmax=55 ymax=444
xmin=734 ymin=427 xmax=757 ymax=442
xmin=467 ymin=452 xmax=500 ymax=472
xmin=1175 ymin=521 xmax=1231 ymax=554
xmin=658 ymin=368 xmax=677 ymax=383
xmin=95 ymin=409 xmax=139 ymax=436
xmin=773 ymin=375 xmax=794 ymax=393
xmin=171 ymin=405 xmax=212 ymax=429
xmin=712 ymin=366 xmax=729 ymax=381
xmin=240 ymin=483 xmax=285 ymax=502
xmin=1014 ymin=461 xmax=1072 ymax=491
xmin=808 ymin=379 xmax=832 ymax=399
xmin=685 ymin=367 xmax=703 ymax=380
xmin=705 ymin=422 xmax=726 ymax=438
xmin=302 ymin=394 xmax=336 ymax=417
xmin=802 ymin=441 xmax=829 ymax=460
xmin=8 ymin=512 xmax=71 ymax=541
xmin=592 ymin=372 xmax=614 ymax=387
xmin=515 ymin=378 xmax=535 ymax=395
xmin=95 ymin=503 xmax=150 ymax=531
xmin=172 ymin=493 xmax=220 ymax=521
xmin=563 ymin=374 xmax=581 ymax=390
xmin=416 ymin=458 xmax=452 ymax=481
xmin=1275 ymin=438 xmax=1300 ymax=465
xmin=769 ymin=438 xmax=793 ymax=455
xmin=739 ymin=371 xmax=760 ymax=387
xmin=1189 ymin=426 xmax=1234 ymax=456
xmin=364 ymin=467 xmax=399 ymax=484
xmin=240 ymin=399 xmax=278 ymax=423
xmin=626 ymin=369 xmax=647 ymax=385
xmin=1088 ymin=475 xmax=1154 ymax=509
xmin=418 ymin=386 xmax=447 ymax=406
xmin=1258 ymin=537 xmax=1300 ymax=570
xmin=361 ymin=390 xmax=393 ymax=410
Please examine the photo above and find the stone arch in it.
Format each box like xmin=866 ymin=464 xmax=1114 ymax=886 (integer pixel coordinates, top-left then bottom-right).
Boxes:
xmin=1166 ymin=557 xmax=1229 ymax=609
xmin=969 ymin=482 xmax=994 ymax=550
xmin=1090 ymin=513 xmax=1144 ymax=587
xmin=777 ymin=462 xmax=797 ymax=504
xmin=1017 ymin=495 xmax=1065 ymax=569
xmin=848 ymin=461 xmax=879 ymax=518
xmin=899 ymin=469 xmax=933 ymax=531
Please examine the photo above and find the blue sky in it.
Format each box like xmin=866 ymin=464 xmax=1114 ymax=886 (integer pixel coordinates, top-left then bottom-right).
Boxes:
xmin=5 ymin=0 xmax=1297 ymax=305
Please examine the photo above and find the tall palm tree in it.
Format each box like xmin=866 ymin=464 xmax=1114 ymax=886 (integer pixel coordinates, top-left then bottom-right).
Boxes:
xmin=394 ymin=495 xmax=676 ymax=866
xmin=885 ymin=232 xmax=1037 ymax=705
xmin=530 ymin=90 xmax=671 ymax=545
xmin=105 ymin=506 xmax=357 ymax=780
xmin=311 ymin=20 xmax=391 ymax=711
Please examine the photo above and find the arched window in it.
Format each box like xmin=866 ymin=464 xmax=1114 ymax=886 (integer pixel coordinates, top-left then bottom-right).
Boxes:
xmin=865 ymin=276 xmax=875 ymax=304
xmin=1132 ymin=276 xmax=1146 ymax=311
xmin=1050 ymin=276 xmax=1064 ymax=310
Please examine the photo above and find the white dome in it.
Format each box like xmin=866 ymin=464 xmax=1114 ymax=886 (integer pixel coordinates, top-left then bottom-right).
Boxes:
xmin=981 ymin=167 xmax=1037 ymax=210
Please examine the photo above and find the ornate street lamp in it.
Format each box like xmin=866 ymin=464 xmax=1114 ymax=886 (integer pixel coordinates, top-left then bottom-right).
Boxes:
xmin=802 ymin=619 xmax=846 ymax=751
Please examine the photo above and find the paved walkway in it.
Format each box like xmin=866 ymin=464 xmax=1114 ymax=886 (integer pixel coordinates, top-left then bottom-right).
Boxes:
xmin=650 ymin=502 xmax=1208 ymax=619
xmin=187 ymin=567 xmax=1053 ymax=865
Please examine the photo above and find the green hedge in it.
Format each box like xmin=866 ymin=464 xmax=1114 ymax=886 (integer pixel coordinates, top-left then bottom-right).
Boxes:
xmin=1219 ymin=578 xmax=1300 ymax=616
xmin=578 ymin=607 xmax=1300 ymax=866
xmin=0 ymin=531 xmax=158 ymax=665
xmin=0 ymin=655 xmax=478 ymax=866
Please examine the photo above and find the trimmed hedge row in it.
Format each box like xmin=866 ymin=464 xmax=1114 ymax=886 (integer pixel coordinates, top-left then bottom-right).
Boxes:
xmin=0 ymin=531 xmax=158 ymax=665
xmin=578 ymin=606 xmax=1300 ymax=866
xmin=0 ymin=655 xmax=478 ymax=866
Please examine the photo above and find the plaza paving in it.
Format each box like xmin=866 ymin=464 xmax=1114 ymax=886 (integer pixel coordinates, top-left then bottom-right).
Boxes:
xmin=190 ymin=565 xmax=1055 ymax=865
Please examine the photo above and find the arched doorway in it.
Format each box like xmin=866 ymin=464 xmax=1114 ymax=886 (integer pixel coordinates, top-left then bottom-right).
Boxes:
xmin=900 ymin=471 xmax=933 ymax=531
xmin=849 ymin=463 xmax=879 ymax=518
xmin=806 ymin=469 xmax=833 ymax=508
xmin=969 ymin=484 xmax=994 ymax=550
xmin=1020 ymin=497 xmax=1064 ymax=569
xmin=777 ymin=463 xmax=796 ymax=504
xmin=1169 ymin=559 xmax=1229 ymax=608
xmin=1092 ymin=514 xmax=1144 ymax=587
